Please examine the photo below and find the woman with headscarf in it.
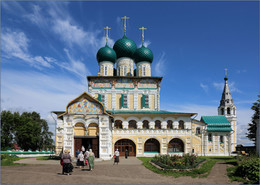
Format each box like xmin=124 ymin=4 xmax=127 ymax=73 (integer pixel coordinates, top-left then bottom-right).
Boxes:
xmin=114 ymin=149 xmax=120 ymax=165
xmin=88 ymin=149 xmax=95 ymax=171
xmin=61 ymin=149 xmax=73 ymax=175
xmin=77 ymin=151 xmax=85 ymax=169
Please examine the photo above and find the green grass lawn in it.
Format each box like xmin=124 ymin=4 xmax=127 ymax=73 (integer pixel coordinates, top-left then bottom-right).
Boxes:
xmin=138 ymin=156 xmax=237 ymax=178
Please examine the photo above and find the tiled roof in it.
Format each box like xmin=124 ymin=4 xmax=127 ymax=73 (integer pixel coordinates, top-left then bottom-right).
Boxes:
xmin=200 ymin=116 xmax=232 ymax=132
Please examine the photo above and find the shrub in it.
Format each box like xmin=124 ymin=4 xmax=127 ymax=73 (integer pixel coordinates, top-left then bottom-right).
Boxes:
xmin=234 ymin=156 xmax=259 ymax=184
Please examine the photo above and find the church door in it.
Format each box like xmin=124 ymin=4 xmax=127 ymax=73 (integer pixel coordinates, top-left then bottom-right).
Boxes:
xmin=74 ymin=138 xmax=82 ymax=156
xmin=92 ymin=138 xmax=99 ymax=158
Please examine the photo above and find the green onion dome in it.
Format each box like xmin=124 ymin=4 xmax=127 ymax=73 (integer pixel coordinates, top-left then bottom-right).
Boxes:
xmin=133 ymin=45 xmax=153 ymax=63
xmin=96 ymin=44 xmax=117 ymax=63
xmin=113 ymin=35 xmax=137 ymax=59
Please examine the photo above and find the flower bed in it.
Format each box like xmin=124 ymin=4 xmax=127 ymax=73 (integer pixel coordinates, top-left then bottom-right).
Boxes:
xmin=150 ymin=154 xmax=206 ymax=171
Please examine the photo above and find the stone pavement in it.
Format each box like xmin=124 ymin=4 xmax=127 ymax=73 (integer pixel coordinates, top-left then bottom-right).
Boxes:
xmin=2 ymin=157 xmax=241 ymax=184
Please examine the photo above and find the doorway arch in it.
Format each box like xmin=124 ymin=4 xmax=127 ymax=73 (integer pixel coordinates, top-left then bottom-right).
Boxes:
xmin=114 ymin=139 xmax=136 ymax=156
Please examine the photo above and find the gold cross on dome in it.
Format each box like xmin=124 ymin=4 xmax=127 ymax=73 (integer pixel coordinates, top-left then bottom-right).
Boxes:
xmin=121 ymin=16 xmax=129 ymax=34
xmin=104 ymin=26 xmax=111 ymax=44
xmin=139 ymin=27 xmax=147 ymax=45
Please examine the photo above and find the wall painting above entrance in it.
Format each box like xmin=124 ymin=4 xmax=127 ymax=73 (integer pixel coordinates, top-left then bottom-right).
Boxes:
xmin=68 ymin=98 xmax=103 ymax=114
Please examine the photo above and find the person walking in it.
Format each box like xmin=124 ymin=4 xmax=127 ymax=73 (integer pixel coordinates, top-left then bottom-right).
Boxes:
xmin=62 ymin=149 xmax=73 ymax=175
xmin=114 ymin=149 xmax=120 ymax=165
xmin=125 ymin=149 xmax=128 ymax=159
xmin=77 ymin=151 xmax=85 ymax=169
xmin=88 ymin=149 xmax=95 ymax=171
xmin=81 ymin=145 xmax=85 ymax=154
xmin=75 ymin=149 xmax=80 ymax=166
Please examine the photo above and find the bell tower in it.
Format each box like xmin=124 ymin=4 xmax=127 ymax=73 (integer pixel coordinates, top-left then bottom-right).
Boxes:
xmin=218 ymin=69 xmax=237 ymax=152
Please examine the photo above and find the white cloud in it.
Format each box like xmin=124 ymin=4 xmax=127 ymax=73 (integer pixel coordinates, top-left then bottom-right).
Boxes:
xmin=200 ymin=83 xmax=208 ymax=93
xmin=213 ymin=81 xmax=241 ymax=93
xmin=154 ymin=52 xmax=166 ymax=76
xmin=1 ymin=30 xmax=53 ymax=69
xmin=162 ymin=103 xmax=253 ymax=145
xmin=1 ymin=69 xmax=88 ymax=135
xmin=24 ymin=5 xmax=47 ymax=27
xmin=138 ymin=40 xmax=151 ymax=48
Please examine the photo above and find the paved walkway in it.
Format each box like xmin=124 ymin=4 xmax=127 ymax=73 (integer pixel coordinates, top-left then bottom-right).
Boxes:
xmin=1 ymin=158 xmax=241 ymax=184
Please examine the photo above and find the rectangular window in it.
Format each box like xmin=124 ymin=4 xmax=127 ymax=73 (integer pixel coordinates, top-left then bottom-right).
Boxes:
xmin=104 ymin=66 xmax=108 ymax=76
xmin=121 ymin=94 xmax=128 ymax=108
xmin=208 ymin=133 xmax=212 ymax=142
xmin=142 ymin=66 xmax=146 ymax=76
xmin=123 ymin=66 xmax=127 ymax=76
xmin=142 ymin=94 xmax=149 ymax=108
xmin=98 ymin=94 xmax=105 ymax=105
xmin=220 ymin=135 xmax=224 ymax=143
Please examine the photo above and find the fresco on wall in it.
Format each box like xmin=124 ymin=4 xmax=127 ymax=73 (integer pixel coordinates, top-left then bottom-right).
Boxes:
xmin=92 ymin=79 xmax=111 ymax=88
xmin=138 ymin=79 xmax=157 ymax=89
xmin=115 ymin=78 xmax=134 ymax=88
xmin=68 ymin=98 xmax=103 ymax=114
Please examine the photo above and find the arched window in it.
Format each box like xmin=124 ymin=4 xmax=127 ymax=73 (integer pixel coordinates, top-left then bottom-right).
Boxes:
xmin=221 ymin=108 xmax=224 ymax=115
xmin=129 ymin=120 xmax=137 ymax=129
xmin=167 ymin=120 xmax=173 ymax=129
xmin=196 ymin=127 xmax=201 ymax=135
xmin=178 ymin=120 xmax=184 ymax=129
xmin=208 ymin=133 xmax=212 ymax=142
xmin=233 ymin=108 xmax=236 ymax=115
xmin=144 ymin=138 xmax=160 ymax=153
xmin=220 ymin=135 xmax=224 ymax=143
xmin=114 ymin=120 xmax=122 ymax=129
xmin=143 ymin=120 xmax=149 ymax=129
xmin=227 ymin=107 xmax=231 ymax=115
xmin=155 ymin=120 xmax=161 ymax=129
xmin=168 ymin=138 xmax=184 ymax=152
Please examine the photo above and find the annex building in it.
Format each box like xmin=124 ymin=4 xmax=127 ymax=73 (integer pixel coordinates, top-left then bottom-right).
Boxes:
xmin=53 ymin=17 xmax=237 ymax=160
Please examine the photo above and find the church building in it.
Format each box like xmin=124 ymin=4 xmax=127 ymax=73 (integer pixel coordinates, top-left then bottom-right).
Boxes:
xmin=53 ymin=17 xmax=237 ymax=160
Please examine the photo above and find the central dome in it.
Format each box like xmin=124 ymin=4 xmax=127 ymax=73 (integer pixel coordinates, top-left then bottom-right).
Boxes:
xmin=113 ymin=35 xmax=137 ymax=59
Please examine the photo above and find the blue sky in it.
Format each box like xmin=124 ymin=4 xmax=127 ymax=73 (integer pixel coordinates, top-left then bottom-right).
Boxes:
xmin=1 ymin=1 xmax=259 ymax=146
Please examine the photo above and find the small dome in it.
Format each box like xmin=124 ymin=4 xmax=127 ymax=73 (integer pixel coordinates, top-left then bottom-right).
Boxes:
xmin=113 ymin=35 xmax=137 ymax=59
xmin=96 ymin=44 xmax=117 ymax=63
xmin=133 ymin=45 xmax=153 ymax=63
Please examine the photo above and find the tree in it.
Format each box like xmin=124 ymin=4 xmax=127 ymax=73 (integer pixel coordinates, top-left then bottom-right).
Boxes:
xmin=246 ymin=95 xmax=259 ymax=146
xmin=1 ymin=111 xmax=54 ymax=151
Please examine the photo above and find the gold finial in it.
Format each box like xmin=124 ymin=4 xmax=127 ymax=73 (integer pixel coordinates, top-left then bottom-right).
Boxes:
xmin=104 ymin=26 xmax=111 ymax=44
xmin=139 ymin=27 xmax=147 ymax=46
xmin=121 ymin=16 xmax=129 ymax=35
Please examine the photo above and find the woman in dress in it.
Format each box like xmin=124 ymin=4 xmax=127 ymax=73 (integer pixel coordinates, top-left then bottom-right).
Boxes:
xmin=61 ymin=149 xmax=73 ymax=175
xmin=77 ymin=151 xmax=85 ymax=169
xmin=114 ymin=149 xmax=120 ymax=165
xmin=88 ymin=149 xmax=95 ymax=171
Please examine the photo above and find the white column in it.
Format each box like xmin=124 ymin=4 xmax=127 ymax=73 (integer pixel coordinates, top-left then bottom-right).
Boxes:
xmin=122 ymin=121 xmax=128 ymax=129
xmin=173 ymin=121 xmax=178 ymax=129
xmin=149 ymin=121 xmax=155 ymax=129
xmin=161 ymin=121 xmax=167 ymax=129
xmin=134 ymin=93 xmax=138 ymax=110
xmin=206 ymin=134 xmax=208 ymax=155
xmin=137 ymin=121 xmax=142 ymax=129
xmin=217 ymin=135 xmax=220 ymax=154
xmin=212 ymin=133 xmax=215 ymax=153
xmin=224 ymin=135 xmax=227 ymax=155
xmin=112 ymin=92 xmax=116 ymax=110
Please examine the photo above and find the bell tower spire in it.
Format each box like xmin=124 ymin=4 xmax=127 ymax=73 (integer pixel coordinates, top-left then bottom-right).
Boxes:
xmin=218 ymin=69 xmax=237 ymax=152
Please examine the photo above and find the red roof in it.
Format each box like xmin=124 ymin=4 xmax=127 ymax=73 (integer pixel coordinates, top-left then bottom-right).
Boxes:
xmin=13 ymin=144 xmax=21 ymax=150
